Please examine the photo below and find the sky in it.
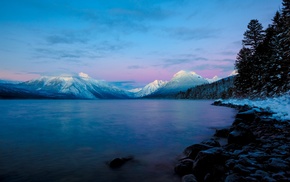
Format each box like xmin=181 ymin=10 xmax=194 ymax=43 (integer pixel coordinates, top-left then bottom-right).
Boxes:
xmin=0 ymin=0 xmax=283 ymax=89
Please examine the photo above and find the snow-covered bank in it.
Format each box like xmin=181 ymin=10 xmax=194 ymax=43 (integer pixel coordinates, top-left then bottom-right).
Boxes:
xmin=220 ymin=92 xmax=290 ymax=121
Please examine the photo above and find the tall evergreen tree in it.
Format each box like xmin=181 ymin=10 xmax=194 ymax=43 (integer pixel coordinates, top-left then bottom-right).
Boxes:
xmin=281 ymin=0 xmax=290 ymax=92
xmin=242 ymin=19 xmax=265 ymax=53
xmin=235 ymin=19 xmax=265 ymax=97
xmin=234 ymin=1 xmax=290 ymax=97
xmin=234 ymin=47 xmax=253 ymax=97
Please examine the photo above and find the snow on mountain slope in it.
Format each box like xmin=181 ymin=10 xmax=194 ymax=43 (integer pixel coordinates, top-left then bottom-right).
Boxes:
xmin=21 ymin=73 xmax=130 ymax=99
xmin=133 ymin=80 xmax=167 ymax=97
xmin=206 ymin=76 xmax=220 ymax=83
xmin=150 ymin=70 xmax=209 ymax=96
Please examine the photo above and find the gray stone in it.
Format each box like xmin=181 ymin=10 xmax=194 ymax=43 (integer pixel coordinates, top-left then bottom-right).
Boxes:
xmin=225 ymin=174 xmax=247 ymax=182
xmin=174 ymin=159 xmax=194 ymax=176
xmin=184 ymin=143 xmax=212 ymax=160
xmin=201 ymin=138 xmax=221 ymax=147
xmin=182 ymin=174 xmax=198 ymax=182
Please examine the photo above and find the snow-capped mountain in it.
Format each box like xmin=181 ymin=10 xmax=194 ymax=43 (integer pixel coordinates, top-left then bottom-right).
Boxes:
xmin=206 ymin=76 xmax=220 ymax=83
xmin=147 ymin=70 xmax=209 ymax=97
xmin=0 ymin=70 xmax=226 ymax=99
xmin=0 ymin=79 xmax=21 ymax=84
xmin=19 ymin=72 xmax=130 ymax=99
xmin=133 ymin=80 xmax=167 ymax=97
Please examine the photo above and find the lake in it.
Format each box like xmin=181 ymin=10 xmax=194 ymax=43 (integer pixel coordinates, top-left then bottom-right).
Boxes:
xmin=0 ymin=100 xmax=237 ymax=182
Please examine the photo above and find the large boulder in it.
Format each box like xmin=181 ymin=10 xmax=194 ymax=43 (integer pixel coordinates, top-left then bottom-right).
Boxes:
xmin=192 ymin=147 xmax=228 ymax=181
xmin=184 ymin=144 xmax=212 ymax=160
xmin=174 ymin=159 xmax=194 ymax=176
xmin=201 ymin=138 xmax=221 ymax=147
xmin=214 ymin=128 xmax=230 ymax=138
xmin=228 ymin=129 xmax=255 ymax=145
xmin=225 ymin=174 xmax=247 ymax=182
xmin=236 ymin=109 xmax=256 ymax=123
xmin=109 ymin=156 xmax=134 ymax=168
xmin=182 ymin=174 xmax=198 ymax=182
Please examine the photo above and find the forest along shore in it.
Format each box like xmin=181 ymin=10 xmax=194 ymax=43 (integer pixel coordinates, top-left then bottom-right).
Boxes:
xmin=174 ymin=101 xmax=290 ymax=182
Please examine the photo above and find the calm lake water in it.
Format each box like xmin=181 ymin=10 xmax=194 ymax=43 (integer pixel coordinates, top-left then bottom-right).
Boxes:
xmin=0 ymin=100 xmax=237 ymax=182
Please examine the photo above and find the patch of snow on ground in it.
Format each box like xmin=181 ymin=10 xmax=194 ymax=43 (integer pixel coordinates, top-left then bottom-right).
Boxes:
xmin=221 ymin=92 xmax=290 ymax=121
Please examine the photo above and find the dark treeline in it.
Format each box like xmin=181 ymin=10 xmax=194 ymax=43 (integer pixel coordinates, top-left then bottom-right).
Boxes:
xmin=176 ymin=76 xmax=234 ymax=99
xmin=235 ymin=0 xmax=290 ymax=98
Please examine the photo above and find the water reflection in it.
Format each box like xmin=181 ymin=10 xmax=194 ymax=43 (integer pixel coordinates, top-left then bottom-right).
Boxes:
xmin=0 ymin=100 xmax=237 ymax=182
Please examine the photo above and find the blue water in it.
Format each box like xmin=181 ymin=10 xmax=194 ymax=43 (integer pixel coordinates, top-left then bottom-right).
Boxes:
xmin=0 ymin=100 xmax=237 ymax=182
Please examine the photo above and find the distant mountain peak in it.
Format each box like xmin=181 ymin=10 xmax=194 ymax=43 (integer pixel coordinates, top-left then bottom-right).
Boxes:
xmin=173 ymin=70 xmax=198 ymax=78
xmin=206 ymin=75 xmax=220 ymax=83
xmin=133 ymin=79 xmax=167 ymax=97
xmin=78 ymin=72 xmax=90 ymax=78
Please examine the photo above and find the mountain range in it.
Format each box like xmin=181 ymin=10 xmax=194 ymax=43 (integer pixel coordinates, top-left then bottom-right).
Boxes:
xmin=0 ymin=70 xmax=228 ymax=99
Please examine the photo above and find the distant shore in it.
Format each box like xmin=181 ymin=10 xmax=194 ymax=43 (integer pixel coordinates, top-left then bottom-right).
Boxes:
xmin=174 ymin=101 xmax=290 ymax=181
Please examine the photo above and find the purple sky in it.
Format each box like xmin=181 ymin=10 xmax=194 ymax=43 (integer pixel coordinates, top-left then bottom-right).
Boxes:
xmin=0 ymin=0 xmax=283 ymax=88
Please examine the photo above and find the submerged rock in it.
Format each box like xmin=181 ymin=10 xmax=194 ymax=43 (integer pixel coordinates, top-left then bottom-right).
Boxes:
xmin=109 ymin=156 xmax=134 ymax=168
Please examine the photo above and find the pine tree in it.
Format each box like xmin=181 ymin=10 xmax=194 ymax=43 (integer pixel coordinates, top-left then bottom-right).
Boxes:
xmin=242 ymin=19 xmax=265 ymax=53
xmin=235 ymin=19 xmax=265 ymax=97
xmin=234 ymin=47 xmax=253 ymax=97
xmin=281 ymin=0 xmax=290 ymax=92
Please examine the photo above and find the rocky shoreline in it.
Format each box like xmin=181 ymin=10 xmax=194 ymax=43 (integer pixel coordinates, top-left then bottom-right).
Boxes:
xmin=174 ymin=101 xmax=290 ymax=182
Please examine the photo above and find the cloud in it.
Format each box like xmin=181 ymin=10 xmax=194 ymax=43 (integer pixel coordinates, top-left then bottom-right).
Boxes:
xmin=220 ymin=51 xmax=237 ymax=56
xmin=127 ymin=65 xmax=145 ymax=69
xmin=34 ymin=48 xmax=82 ymax=61
xmin=153 ymin=55 xmax=209 ymax=68
xmin=72 ymin=2 xmax=176 ymax=34
xmin=34 ymin=40 xmax=129 ymax=62
xmin=46 ymin=32 xmax=88 ymax=45
xmin=192 ymin=61 xmax=234 ymax=73
xmin=93 ymin=41 xmax=130 ymax=52
xmin=165 ymin=27 xmax=219 ymax=41
xmin=32 ymin=48 xmax=102 ymax=65
xmin=163 ymin=58 xmax=192 ymax=68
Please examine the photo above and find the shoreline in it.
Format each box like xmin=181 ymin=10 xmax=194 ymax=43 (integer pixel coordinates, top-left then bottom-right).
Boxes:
xmin=174 ymin=101 xmax=290 ymax=181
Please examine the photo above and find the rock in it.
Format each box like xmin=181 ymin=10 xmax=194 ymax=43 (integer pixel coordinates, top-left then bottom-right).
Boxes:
xmin=233 ymin=164 xmax=251 ymax=175
xmin=109 ymin=156 xmax=133 ymax=168
xmin=212 ymin=99 xmax=223 ymax=106
xmin=262 ymin=176 xmax=277 ymax=182
xmin=201 ymin=138 xmax=221 ymax=147
xmin=232 ymin=118 xmax=243 ymax=126
xmin=236 ymin=109 xmax=256 ymax=123
xmin=184 ymin=144 xmax=212 ymax=160
xmin=245 ymin=176 xmax=259 ymax=181
xmin=181 ymin=174 xmax=198 ymax=182
xmin=272 ymin=172 xmax=287 ymax=181
xmin=225 ymin=174 xmax=247 ymax=182
xmin=192 ymin=147 xmax=228 ymax=181
xmin=228 ymin=129 xmax=255 ymax=145
xmin=214 ymin=128 xmax=230 ymax=138
xmin=251 ymin=170 xmax=269 ymax=180
xmin=174 ymin=159 xmax=194 ymax=176
xmin=203 ymin=165 xmax=226 ymax=182
xmin=225 ymin=159 xmax=236 ymax=169
xmin=266 ymin=158 xmax=289 ymax=172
